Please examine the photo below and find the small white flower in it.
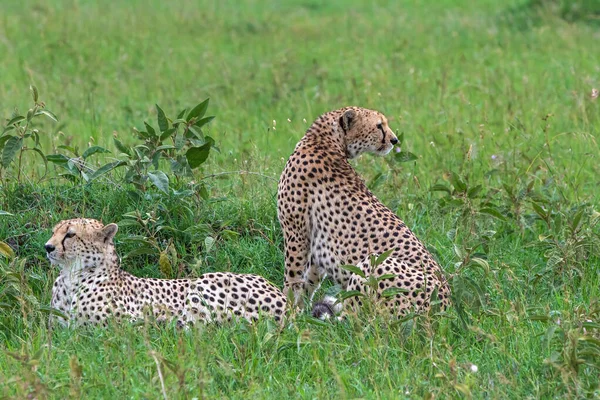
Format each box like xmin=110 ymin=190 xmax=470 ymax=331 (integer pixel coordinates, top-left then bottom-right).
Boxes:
xmin=491 ymin=155 xmax=497 ymax=160
xmin=303 ymin=118 xmax=307 ymax=123
xmin=287 ymin=118 xmax=291 ymax=123
xmin=429 ymin=141 xmax=435 ymax=147
xmin=395 ymin=147 xmax=402 ymax=153
xmin=273 ymin=120 xmax=276 ymax=127
xmin=591 ymin=88 xmax=599 ymax=99
xmin=470 ymin=364 xmax=478 ymax=373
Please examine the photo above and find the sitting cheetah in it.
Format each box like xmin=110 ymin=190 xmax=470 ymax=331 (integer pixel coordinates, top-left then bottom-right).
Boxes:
xmin=277 ymin=106 xmax=451 ymax=317
xmin=45 ymin=218 xmax=286 ymax=327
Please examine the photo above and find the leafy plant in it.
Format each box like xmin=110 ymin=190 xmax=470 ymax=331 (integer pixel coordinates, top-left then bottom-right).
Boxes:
xmin=531 ymin=204 xmax=600 ymax=282
xmin=0 ymin=86 xmax=58 ymax=183
xmin=47 ymin=144 xmax=116 ymax=183
xmin=0 ymin=255 xmax=50 ymax=335
xmin=114 ymin=100 xmax=216 ymax=194
xmin=337 ymin=250 xmax=419 ymax=318
xmin=529 ymin=301 xmax=600 ymax=396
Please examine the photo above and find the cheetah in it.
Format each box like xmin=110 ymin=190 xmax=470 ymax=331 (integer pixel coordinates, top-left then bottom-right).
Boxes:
xmin=277 ymin=106 xmax=451 ymax=317
xmin=45 ymin=218 xmax=286 ymax=327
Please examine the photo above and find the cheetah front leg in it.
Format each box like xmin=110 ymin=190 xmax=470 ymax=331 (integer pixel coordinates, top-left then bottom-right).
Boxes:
xmin=303 ymin=255 xmax=327 ymax=304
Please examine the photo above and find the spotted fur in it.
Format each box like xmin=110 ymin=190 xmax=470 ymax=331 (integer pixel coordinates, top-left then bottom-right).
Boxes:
xmin=46 ymin=218 xmax=286 ymax=327
xmin=277 ymin=107 xmax=451 ymax=316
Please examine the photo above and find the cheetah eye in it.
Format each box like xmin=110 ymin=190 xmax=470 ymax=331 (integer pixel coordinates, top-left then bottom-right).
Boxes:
xmin=65 ymin=232 xmax=76 ymax=239
xmin=376 ymin=122 xmax=383 ymax=129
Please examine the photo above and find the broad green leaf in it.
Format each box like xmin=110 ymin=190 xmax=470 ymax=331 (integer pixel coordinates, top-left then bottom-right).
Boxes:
xmin=374 ymin=248 xmax=395 ymax=266
xmin=5 ymin=115 xmax=25 ymax=127
xmin=205 ymin=135 xmax=216 ymax=147
xmin=187 ymin=125 xmax=204 ymax=140
xmin=194 ymin=115 xmax=215 ymax=128
xmin=35 ymin=109 xmax=58 ymax=122
xmin=1 ymin=136 xmax=23 ymax=167
xmin=394 ymin=151 xmax=418 ymax=163
xmin=479 ymin=207 xmax=507 ymax=221
xmin=89 ymin=161 xmax=126 ymax=181
xmin=155 ymin=145 xmax=175 ymax=151
xmin=156 ymin=104 xmax=168 ymax=132
xmin=176 ymin=108 xmax=187 ymax=120
xmin=57 ymin=145 xmax=78 ymax=155
xmin=204 ymin=236 xmax=215 ymax=252
xmin=467 ymin=184 xmax=482 ymax=199
xmin=430 ymin=183 xmax=451 ymax=193
xmin=338 ymin=290 xmax=363 ymax=301
xmin=0 ymin=135 xmax=12 ymax=150
xmin=0 ymin=241 xmax=15 ymax=258
xmin=199 ymin=184 xmax=209 ymax=200
xmin=159 ymin=128 xmax=177 ymax=142
xmin=187 ymin=99 xmax=209 ymax=122
xmin=47 ymin=154 xmax=70 ymax=165
xmin=531 ymin=202 xmax=547 ymax=220
xmin=220 ymin=230 xmax=240 ymax=240
xmin=159 ymin=251 xmax=172 ymax=277
xmin=144 ymin=122 xmax=156 ymax=138
xmin=502 ymin=183 xmax=514 ymax=197
xmin=453 ymin=244 xmax=465 ymax=259
xmin=147 ymin=170 xmax=169 ymax=194
xmin=470 ymin=257 xmax=490 ymax=274
xmin=381 ymin=287 xmax=409 ymax=297
xmin=339 ymin=264 xmax=365 ymax=279
xmin=186 ymin=143 xmax=211 ymax=169
xmin=113 ymin=138 xmax=131 ymax=156
xmin=449 ymin=171 xmax=467 ymax=192
xmin=376 ymin=273 xmax=397 ymax=281
xmin=82 ymin=145 xmax=110 ymax=159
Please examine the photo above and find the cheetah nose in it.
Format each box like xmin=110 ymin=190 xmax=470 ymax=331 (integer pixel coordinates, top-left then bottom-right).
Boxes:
xmin=390 ymin=137 xmax=399 ymax=145
xmin=45 ymin=244 xmax=56 ymax=253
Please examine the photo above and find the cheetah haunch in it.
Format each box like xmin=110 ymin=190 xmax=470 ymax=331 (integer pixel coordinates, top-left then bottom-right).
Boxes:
xmin=277 ymin=107 xmax=451 ymax=317
xmin=46 ymin=218 xmax=286 ymax=327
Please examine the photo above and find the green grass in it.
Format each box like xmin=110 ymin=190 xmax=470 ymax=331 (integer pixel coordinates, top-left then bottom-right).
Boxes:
xmin=1 ymin=0 xmax=600 ymax=398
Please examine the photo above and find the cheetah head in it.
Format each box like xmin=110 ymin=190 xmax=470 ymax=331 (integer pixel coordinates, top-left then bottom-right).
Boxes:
xmin=45 ymin=218 xmax=118 ymax=269
xmin=338 ymin=107 xmax=399 ymax=159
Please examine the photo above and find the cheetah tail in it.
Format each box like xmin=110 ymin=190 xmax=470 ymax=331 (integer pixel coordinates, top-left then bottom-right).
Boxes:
xmin=311 ymin=295 xmax=343 ymax=320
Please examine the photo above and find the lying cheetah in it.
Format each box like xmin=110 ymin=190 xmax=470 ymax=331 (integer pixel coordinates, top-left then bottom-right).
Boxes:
xmin=277 ymin=106 xmax=451 ymax=317
xmin=45 ymin=218 xmax=286 ymax=327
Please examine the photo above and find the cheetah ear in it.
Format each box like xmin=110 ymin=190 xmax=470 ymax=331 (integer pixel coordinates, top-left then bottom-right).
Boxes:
xmin=101 ymin=223 xmax=118 ymax=243
xmin=340 ymin=109 xmax=357 ymax=132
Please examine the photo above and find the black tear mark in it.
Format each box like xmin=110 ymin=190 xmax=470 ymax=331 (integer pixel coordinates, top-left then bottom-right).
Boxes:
xmin=61 ymin=226 xmax=71 ymax=250
xmin=377 ymin=124 xmax=386 ymax=144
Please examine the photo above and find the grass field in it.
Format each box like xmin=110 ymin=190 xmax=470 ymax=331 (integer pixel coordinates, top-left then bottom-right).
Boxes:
xmin=1 ymin=0 xmax=600 ymax=398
